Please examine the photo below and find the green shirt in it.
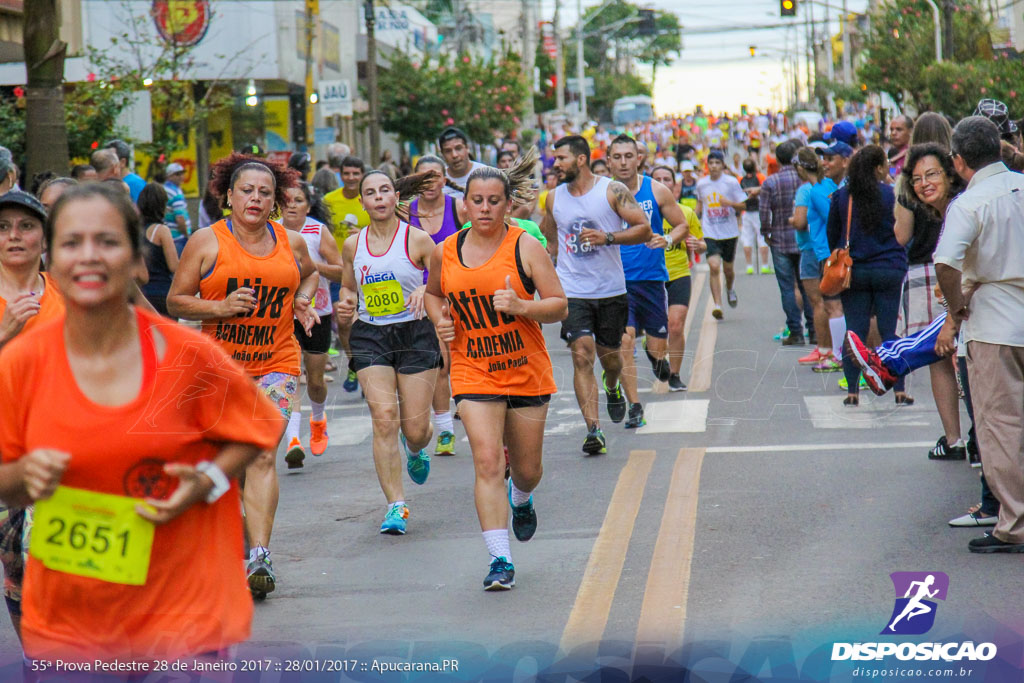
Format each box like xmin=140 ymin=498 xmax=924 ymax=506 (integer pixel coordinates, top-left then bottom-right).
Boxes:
xmin=459 ymin=218 xmax=547 ymax=248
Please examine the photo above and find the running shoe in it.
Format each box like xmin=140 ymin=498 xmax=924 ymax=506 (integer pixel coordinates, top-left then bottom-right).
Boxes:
xmin=507 ymin=479 xmax=537 ymax=542
xmin=746 ymin=266 xmax=754 ymax=275
xmin=798 ymin=349 xmax=826 ymax=365
xmin=668 ymin=373 xmax=687 ymax=392
xmin=625 ymin=403 xmax=646 ymax=429
xmin=435 ymin=430 xmax=456 ymax=456
xmin=928 ymin=436 xmax=967 ymax=461
xmin=285 ymin=437 xmax=305 ymax=469
xmin=761 ymin=265 xmax=773 ymax=274
xmin=773 ymin=326 xmax=791 ymax=341
xmin=309 ymin=418 xmax=328 ymax=456
xmin=343 ymin=369 xmax=359 ymax=393
xmin=483 ymin=556 xmax=516 ymax=590
xmin=727 ymin=289 xmax=738 ymax=308
xmin=845 ymin=331 xmax=897 ymax=396
xmin=711 ymin=306 xmax=723 ymax=320
xmin=812 ymin=356 xmax=843 ymax=373
xmin=327 ymin=347 xmax=340 ymax=357
xmin=643 ymin=341 xmax=671 ymax=382
xmin=380 ymin=503 xmax=409 ymax=535
xmin=246 ymin=547 xmax=276 ymax=599
xmin=602 ymin=371 xmax=627 ymax=423
xmin=401 ymin=433 xmax=431 ymax=485
xmin=837 ymin=376 xmax=869 ymax=391
xmin=582 ymin=425 xmax=607 ymax=456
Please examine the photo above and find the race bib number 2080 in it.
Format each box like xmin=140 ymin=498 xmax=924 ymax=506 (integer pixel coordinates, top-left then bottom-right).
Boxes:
xmin=30 ymin=486 xmax=155 ymax=586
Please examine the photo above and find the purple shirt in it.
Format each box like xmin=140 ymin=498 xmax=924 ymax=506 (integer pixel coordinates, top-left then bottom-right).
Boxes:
xmin=410 ymin=195 xmax=460 ymax=283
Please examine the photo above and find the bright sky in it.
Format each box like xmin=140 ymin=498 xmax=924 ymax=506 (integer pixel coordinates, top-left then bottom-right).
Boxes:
xmin=537 ymin=0 xmax=871 ymax=114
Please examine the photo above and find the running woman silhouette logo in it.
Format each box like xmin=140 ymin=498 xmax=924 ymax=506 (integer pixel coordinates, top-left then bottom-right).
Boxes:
xmin=881 ymin=572 xmax=949 ymax=635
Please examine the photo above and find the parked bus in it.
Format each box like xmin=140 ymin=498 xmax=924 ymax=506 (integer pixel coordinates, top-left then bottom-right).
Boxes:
xmin=612 ymin=95 xmax=654 ymax=126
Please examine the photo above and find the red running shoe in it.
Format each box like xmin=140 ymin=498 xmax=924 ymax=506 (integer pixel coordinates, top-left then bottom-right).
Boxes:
xmin=845 ymin=331 xmax=897 ymax=396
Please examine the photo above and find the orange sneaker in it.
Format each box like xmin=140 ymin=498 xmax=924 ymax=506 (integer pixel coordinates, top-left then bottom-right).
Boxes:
xmin=285 ymin=437 xmax=305 ymax=469
xmin=798 ymin=348 xmax=825 ymax=365
xmin=309 ymin=417 xmax=328 ymax=456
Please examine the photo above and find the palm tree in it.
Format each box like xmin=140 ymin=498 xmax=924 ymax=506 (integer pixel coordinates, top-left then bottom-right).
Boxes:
xmin=23 ymin=0 xmax=70 ymax=181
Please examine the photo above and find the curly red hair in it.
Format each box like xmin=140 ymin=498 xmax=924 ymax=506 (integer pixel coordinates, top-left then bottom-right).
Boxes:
xmin=208 ymin=152 xmax=299 ymax=213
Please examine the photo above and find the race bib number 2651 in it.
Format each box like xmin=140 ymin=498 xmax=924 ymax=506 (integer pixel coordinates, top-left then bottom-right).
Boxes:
xmin=30 ymin=486 xmax=155 ymax=586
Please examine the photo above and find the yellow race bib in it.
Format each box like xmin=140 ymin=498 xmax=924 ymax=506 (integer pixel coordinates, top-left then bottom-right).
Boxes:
xmin=31 ymin=486 xmax=155 ymax=586
xmin=362 ymin=279 xmax=405 ymax=317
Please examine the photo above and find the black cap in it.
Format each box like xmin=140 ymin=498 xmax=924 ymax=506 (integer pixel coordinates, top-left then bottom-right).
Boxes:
xmin=707 ymin=150 xmax=725 ymax=162
xmin=438 ymin=126 xmax=469 ymax=146
xmin=288 ymin=151 xmax=312 ymax=172
xmin=0 ymin=190 xmax=46 ymax=222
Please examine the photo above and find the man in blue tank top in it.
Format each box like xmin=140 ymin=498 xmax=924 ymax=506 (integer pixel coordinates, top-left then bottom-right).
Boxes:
xmin=608 ymin=134 xmax=691 ymax=427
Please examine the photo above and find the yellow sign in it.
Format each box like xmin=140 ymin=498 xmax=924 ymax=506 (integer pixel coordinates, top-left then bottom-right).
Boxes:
xmin=362 ymin=279 xmax=405 ymax=317
xmin=31 ymin=486 xmax=155 ymax=586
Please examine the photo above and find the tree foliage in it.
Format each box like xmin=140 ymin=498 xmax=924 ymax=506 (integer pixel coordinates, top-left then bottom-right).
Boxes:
xmin=574 ymin=0 xmax=681 ymax=74
xmin=920 ymin=57 xmax=1024 ymax=119
xmin=858 ymin=0 xmax=992 ymax=106
xmin=375 ymin=51 xmax=529 ymax=146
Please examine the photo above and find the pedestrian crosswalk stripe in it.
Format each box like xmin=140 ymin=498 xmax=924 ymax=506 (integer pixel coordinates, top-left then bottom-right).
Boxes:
xmin=325 ymin=416 xmax=373 ymax=446
xmin=636 ymin=399 xmax=709 ymax=433
xmin=560 ymin=450 xmax=655 ymax=654
xmin=802 ymin=395 xmax=932 ymax=429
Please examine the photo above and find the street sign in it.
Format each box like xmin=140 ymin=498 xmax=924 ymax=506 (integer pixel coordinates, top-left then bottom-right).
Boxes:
xmin=319 ymin=79 xmax=353 ymax=117
xmin=566 ymin=77 xmax=595 ymax=96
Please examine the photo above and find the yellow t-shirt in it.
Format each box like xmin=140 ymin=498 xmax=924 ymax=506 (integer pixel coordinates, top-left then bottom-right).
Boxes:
xmin=323 ymin=188 xmax=370 ymax=250
xmin=665 ymin=203 xmax=703 ymax=281
xmin=538 ymin=189 xmax=550 ymax=214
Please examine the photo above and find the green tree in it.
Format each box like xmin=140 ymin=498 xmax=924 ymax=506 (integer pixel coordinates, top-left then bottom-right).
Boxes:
xmin=375 ymin=51 xmax=529 ymax=147
xmin=858 ymin=0 xmax=992 ymax=106
xmin=921 ymin=57 xmax=1024 ymax=118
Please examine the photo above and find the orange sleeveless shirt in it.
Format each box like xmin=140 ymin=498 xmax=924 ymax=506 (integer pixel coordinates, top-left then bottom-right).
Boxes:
xmin=199 ymin=219 xmax=301 ymax=377
xmin=440 ymin=225 xmax=556 ymax=397
xmin=0 ymin=272 xmax=65 ymax=338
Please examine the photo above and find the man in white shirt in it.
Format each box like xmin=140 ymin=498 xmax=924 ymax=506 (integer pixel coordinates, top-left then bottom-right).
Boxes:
xmin=934 ymin=116 xmax=1024 ymax=554
xmin=438 ymin=126 xmax=487 ymax=198
xmin=696 ymin=150 xmax=748 ymax=319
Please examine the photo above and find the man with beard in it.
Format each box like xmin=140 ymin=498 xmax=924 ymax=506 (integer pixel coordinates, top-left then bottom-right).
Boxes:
xmin=540 ymin=135 xmax=652 ymax=455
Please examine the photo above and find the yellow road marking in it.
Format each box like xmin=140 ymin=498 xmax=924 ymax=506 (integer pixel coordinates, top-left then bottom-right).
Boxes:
xmin=688 ymin=295 xmax=717 ymax=392
xmin=633 ymin=448 xmax=706 ymax=662
xmin=559 ymin=450 xmax=656 ymax=654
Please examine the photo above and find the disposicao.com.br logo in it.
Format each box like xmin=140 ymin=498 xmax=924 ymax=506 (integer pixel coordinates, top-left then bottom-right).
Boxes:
xmin=831 ymin=572 xmax=997 ymax=663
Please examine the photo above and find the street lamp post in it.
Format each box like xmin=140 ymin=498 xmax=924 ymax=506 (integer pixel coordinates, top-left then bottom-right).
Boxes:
xmin=577 ymin=0 xmax=586 ymax=122
xmin=364 ymin=0 xmax=380 ymax=163
xmin=922 ymin=0 xmax=944 ymax=63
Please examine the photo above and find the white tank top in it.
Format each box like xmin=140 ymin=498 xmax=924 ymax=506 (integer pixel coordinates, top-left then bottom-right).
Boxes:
xmin=353 ymin=221 xmax=423 ymax=325
xmin=551 ymin=175 xmax=627 ymax=299
xmin=298 ymin=218 xmax=333 ymax=316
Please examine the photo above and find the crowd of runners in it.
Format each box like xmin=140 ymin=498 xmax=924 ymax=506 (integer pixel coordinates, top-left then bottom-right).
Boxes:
xmin=0 ymin=91 xmax=1022 ymax=664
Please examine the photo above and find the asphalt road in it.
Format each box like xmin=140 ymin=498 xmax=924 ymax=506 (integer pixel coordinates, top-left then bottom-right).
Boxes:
xmin=0 ymin=265 xmax=1017 ymax=681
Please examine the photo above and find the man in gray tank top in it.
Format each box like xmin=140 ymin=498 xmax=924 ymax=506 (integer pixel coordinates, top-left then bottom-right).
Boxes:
xmin=540 ymin=135 xmax=652 ymax=456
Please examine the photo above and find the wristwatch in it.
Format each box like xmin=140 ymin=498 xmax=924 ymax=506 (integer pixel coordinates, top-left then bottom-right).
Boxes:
xmin=605 ymin=232 xmax=615 ymax=245
xmin=196 ymin=461 xmax=231 ymax=504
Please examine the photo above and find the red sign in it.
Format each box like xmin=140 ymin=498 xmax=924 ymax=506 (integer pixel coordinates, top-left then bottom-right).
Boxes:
xmin=151 ymin=1 xmax=212 ymax=47
xmin=539 ymin=22 xmax=558 ymax=59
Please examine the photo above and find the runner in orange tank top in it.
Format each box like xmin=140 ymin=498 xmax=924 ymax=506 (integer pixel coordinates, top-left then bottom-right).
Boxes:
xmin=168 ymin=153 xmax=321 ymax=600
xmin=0 ymin=184 xmax=282 ymax=662
xmin=0 ymin=190 xmax=67 ymax=639
xmin=425 ymin=154 xmax=568 ymax=591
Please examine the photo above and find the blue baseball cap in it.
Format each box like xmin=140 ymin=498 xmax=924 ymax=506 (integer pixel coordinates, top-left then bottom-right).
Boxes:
xmin=707 ymin=150 xmax=725 ymax=162
xmin=824 ymin=120 xmax=858 ymax=146
xmin=817 ymin=140 xmax=854 ymax=158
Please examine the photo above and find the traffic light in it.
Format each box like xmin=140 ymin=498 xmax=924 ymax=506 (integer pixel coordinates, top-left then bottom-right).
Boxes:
xmin=749 ymin=45 xmax=756 ymax=57
xmin=637 ymin=9 xmax=656 ymax=36
xmin=781 ymin=0 xmax=796 ymax=16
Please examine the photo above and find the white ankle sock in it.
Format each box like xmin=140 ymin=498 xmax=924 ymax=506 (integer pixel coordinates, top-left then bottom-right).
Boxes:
xmin=433 ymin=410 xmax=454 ymax=435
xmin=310 ymin=400 xmax=325 ymax=422
xmin=818 ymin=347 xmax=831 ymax=356
xmin=388 ymin=500 xmax=405 ymax=514
xmin=286 ymin=411 xmax=301 ymax=442
xmin=483 ymin=529 xmax=511 ymax=561
xmin=249 ymin=545 xmax=269 ymax=562
xmin=829 ymin=317 xmax=847 ymax=360
xmin=509 ymin=479 xmax=532 ymax=507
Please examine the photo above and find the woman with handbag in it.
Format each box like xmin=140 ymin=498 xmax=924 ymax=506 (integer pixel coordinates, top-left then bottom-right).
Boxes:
xmin=826 ymin=145 xmax=910 ymax=406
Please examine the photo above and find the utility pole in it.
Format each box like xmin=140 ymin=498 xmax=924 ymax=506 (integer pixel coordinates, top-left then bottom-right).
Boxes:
xmin=520 ymin=0 xmax=536 ymax=129
xmin=576 ymin=0 xmax=586 ymax=121
xmin=364 ymin=0 xmax=380 ymax=163
xmin=841 ymin=0 xmax=851 ymax=83
xmin=825 ymin=0 xmax=834 ymax=82
xmin=807 ymin=0 xmax=815 ymax=102
xmin=304 ymin=0 xmax=318 ymax=156
xmin=942 ymin=0 xmax=954 ymax=62
xmin=554 ymin=0 xmax=565 ymax=113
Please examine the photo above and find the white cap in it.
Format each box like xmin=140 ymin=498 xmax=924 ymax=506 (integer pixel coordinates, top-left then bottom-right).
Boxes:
xmin=344 ymin=213 xmax=358 ymax=225
xmin=166 ymin=162 xmax=185 ymax=175
xmin=681 ymin=161 xmax=696 ymax=172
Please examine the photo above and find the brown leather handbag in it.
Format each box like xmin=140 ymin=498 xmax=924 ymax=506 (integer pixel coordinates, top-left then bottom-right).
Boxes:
xmin=820 ymin=197 xmax=853 ymax=296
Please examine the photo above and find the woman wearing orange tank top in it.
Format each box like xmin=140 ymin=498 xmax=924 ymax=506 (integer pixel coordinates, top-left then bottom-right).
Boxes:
xmin=0 ymin=184 xmax=282 ymax=662
xmin=425 ymin=155 xmax=568 ymax=591
xmin=167 ymin=153 xmax=321 ymax=600
xmin=0 ymin=190 xmax=66 ymax=639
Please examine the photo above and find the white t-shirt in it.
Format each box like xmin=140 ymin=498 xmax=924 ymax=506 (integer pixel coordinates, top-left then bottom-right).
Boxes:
xmin=444 ymin=161 xmax=488 ymax=198
xmin=696 ymin=174 xmax=747 ymax=240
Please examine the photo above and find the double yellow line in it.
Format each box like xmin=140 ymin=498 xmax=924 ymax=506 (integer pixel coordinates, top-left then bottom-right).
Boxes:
xmin=559 ymin=448 xmax=707 ymax=660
